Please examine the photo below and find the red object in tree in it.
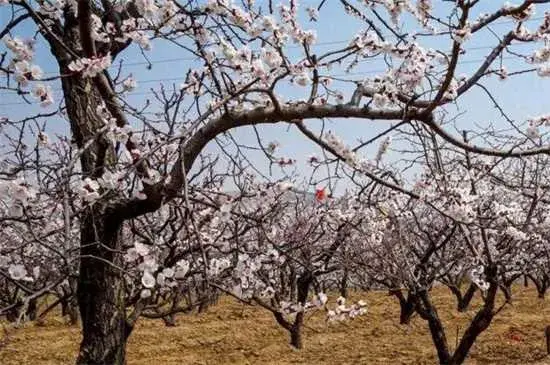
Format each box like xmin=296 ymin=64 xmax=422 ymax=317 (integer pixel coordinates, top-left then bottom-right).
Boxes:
xmin=315 ymin=187 xmax=326 ymax=202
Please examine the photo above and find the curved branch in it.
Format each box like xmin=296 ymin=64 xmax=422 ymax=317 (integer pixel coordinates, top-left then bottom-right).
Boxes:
xmin=0 ymin=13 xmax=30 ymax=40
xmin=116 ymin=103 xmax=424 ymax=218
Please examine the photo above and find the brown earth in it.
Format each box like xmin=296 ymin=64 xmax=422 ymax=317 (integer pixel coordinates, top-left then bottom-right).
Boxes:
xmin=1 ymin=286 xmax=550 ymax=364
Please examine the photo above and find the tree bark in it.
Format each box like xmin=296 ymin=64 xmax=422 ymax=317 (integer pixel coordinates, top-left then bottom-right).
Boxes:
xmin=289 ymin=268 xmax=297 ymax=303
xmin=76 ymin=207 xmax=129 ymax=365
xmin=448 ymin=267 xmax=498 ymax=365
xmin=500 ymin=284 xmax=512 ymax=304
xmin=340 ymin=269 xmax=349 ymax=298
xmin=67 ymin=298 xmax=80 ymax=326
xmin=162 ymin=314 xmax=177 ymax=327
xmin=55 ymin=35 xmax=129 ymax=360
xmin=389 ymin=289 xmax=416 ymax=324
xmin=534 ymin=279 xmax=548 ymax=300
xmin=290 ymin=326 xmax=302 ymax=349
xmin=5 ymin=307 xmax=18 ymax=323
xmin=61 ymin=293 xmax=79 ymax=325
xmin=449 ymin=308 xmax=493 ymax=364
xmin=272 ymin=272 xmax=311 ymax=350
xmin=416 ymin=290 xmax=451 ymax=364
xmin=26 ymin=298 xmax=38 ymax=321
xmin=457 ymin=284 xmax=477 ymax=312
xmin=415 ymin=270 xmax=498 ymax=364
xmin=289 ymin=273 xmax=311 ymax=349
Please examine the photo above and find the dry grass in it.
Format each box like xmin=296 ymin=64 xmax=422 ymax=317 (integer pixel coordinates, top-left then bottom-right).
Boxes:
xmin=2 ymin=285 xmax=550 ymax=364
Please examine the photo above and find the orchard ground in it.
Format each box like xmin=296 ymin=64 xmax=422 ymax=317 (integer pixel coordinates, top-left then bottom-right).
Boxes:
xmin=2 ymin=286 xmax=550 ymax=364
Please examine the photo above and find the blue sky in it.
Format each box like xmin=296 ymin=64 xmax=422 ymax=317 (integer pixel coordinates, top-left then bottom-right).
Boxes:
xmin=2 ymin=1 xmax=550 ymax=192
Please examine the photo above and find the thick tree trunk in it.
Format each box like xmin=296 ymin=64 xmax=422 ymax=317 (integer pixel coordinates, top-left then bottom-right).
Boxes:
xmin=57 ymin=47 xmax=129 ymax=363
xmin=76 ymin=208 xmax=129 ymax=365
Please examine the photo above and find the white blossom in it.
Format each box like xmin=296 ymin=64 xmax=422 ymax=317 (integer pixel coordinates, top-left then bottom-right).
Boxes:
xmin=141 ymin=271 xmax=156 ymax=288
xmin=8 ymin=264 xmax=27 ymax=280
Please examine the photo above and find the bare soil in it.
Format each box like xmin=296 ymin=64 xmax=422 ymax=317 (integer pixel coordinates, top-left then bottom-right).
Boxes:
xmin=2 ymin=286 xmax=550 ymax=364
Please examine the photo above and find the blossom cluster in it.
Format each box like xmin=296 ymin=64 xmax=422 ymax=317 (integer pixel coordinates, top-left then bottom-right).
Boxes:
xmin=4 ymin=37 xmax=54 ymax=106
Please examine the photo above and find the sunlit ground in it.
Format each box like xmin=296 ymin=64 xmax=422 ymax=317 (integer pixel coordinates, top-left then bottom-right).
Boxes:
xmin=2 ymin=286 xmax=550 ymax=364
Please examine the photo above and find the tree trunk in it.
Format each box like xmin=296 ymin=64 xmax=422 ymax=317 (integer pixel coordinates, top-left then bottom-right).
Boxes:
xmin=5 ymin=307 xmax=18 ymax=323
xmin=76 ymin=207 xmax=129 ymax=365
xmin=4 ymin=297 xmax=38 ymax=323
xmin=389 ymin=290 xmax=416 ymax=325
xmin=416 ymin=290 xmax=451 ymax=364
xmin=67 ymin=298 xmax=80 ymax=326
xmin=399 ymin=294 xmax=416 ymax=325
xmin=340 ymin=269 xmax=348 ymax=298
xmin=545 ymin=326 xmax=550 ymax=355
xmin=272 ymin=272 xmax=311 ymax=350
xmin=67 ymin=277 xmax=80 ymax=325
xmin=163 ymin=314 xmax=177 ymax=327
xmin=457 ymin=284 xmax=477 ymax=312
xmin=449 ymin=308 xmax=493 ymax=364
xmin=500 ymin=284 xmax=512 ymax=304
xmin=61 ymin=297 xmax=69 ymax=317
xmin=61 ymin=295 xmax=80 ymax=325
xmin=289 ymin=268 xmax=297 ymax=302
xmin=289 ymin=273 xmax=311 ymax=349
xmin=448 ymin=267 xmax=499 ymax=365
xmin=449 ymin=303 xmax=494 ymax=364
xmin=26 ymin=298 xmax=38 ymax=321
xmin=448 ymin=285 xmax=464 ymax=312
xmin=290 ymin=326 xmax=302 ymax=349
xmin=527 ymin=276 xmax=548 ymax=300
xmin=536 ymin=281 xmax=548 ymax=300
xmin=56 ymin=42 xmax=129 ymax=362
